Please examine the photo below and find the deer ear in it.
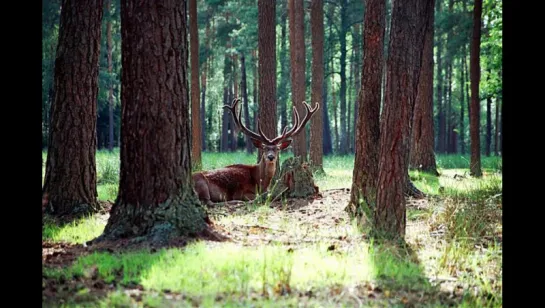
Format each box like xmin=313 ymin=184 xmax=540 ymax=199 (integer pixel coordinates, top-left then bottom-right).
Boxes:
xmin=278 ymin=139 xmax=292 ymax=150
xmin=251 ymin=139 xmax=263 ymax=148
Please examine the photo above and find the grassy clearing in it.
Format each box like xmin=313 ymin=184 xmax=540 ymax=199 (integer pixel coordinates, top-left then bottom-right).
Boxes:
xmin=42 ymin=150 xmax=502 ymax=307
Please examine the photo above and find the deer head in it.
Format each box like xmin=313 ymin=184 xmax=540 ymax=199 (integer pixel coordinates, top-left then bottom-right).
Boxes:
xmin=223 ymin=98 xmax=320 ymax=166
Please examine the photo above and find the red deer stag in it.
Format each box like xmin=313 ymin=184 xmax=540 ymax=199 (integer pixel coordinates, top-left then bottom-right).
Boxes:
xmin=192 ymin=98 xmax=319 ymax=206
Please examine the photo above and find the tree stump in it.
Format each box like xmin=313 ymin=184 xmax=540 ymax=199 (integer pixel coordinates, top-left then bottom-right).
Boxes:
xmin=267 ymin=156 xmax=320 ymax=201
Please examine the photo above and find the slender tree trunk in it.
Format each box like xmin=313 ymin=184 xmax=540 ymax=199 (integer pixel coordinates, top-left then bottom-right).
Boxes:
xmin=221 ymin=86 xmax=229 ymax=152
xmin=495 ymin=97 xmax=500 ymax=156
xmin=322 ymin=5 xmax=333 ymax=156
xmin=240 ymin=53 xmax=253 ymax=154
xmin=229 ymin=85 xmax=237 ymax=151
xmin=42 ymin=0 xmax=103 ymax=217
xmin=201 ymin=65 xmax=207 ymax=151
xmin=106 ymin=0 xmax=114 ymax=151
xmin=189 ymin=0 xmax=201 ymax=169
xmin=435 ymin=0 xmax=444 ymax=153
xmin=446 ymin=65 xmax=453 ymax=153
xmin=289 ymin=0 xmax=307 ymax=160
xmin=258 ymin=0 xmax=277 ymax=161
xmin=278 ymin=8 xmax=289 ymax=130
xmin=352 ymin=24 xmax=362 ymax=153
xmin=253 ymin=49 xmax=258 ymax=131
xmin=338 ymin=0 xmax=348 ymax=154
xmin=349 ymin=0 xmax=385 ymax=222
xmin=486 ymin=95 xmax=492 ymax=157
xmin=98 ymin=0 xmax=207 ymax=242
xmin=375 ymin=0 xmax=432 ymax=239
xmin=332 ymin=79 xmax=339 ymax=152
xmin=347 ymin=47 xmax=354 ymax=153
xmin=469 ymin=0 xmax=483 ymax=177
xmin=409 ymin=0 xmax=438 ymax=175
xmin=310 ymin=0 xmax=324 ymax=172
xmin=460 ymin=55 xmax=465 ymax=154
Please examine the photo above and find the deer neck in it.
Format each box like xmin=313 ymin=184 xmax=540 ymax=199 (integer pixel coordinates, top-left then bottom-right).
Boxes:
xmin=257 ymin=155 xmax=277 ymax=192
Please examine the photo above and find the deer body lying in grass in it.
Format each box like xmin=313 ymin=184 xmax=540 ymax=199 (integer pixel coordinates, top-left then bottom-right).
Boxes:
xmin=192 ymin=98 xmax=319 ymax=206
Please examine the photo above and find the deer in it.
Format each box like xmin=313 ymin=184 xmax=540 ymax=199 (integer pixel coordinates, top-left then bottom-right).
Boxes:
xmin=192 ymin=98 xmax=319 ymax=206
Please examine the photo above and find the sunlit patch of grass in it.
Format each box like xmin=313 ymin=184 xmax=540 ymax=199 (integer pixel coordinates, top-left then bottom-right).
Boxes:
xmin=43 ymin=215 xmax=106 ymax=244
xmin=45 ymin=239 xmax=434 ymax=303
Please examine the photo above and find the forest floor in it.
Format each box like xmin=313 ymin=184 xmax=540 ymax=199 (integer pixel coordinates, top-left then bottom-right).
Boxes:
xmin=42 ymin=152 xmax=502 ymax=307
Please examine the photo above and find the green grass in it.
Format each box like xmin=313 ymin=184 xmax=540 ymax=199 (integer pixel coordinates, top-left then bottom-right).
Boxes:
xmin=42 ymin=150 xmax=502 ymax=307
xmin=43 ymin=215 xmax=106 ymax=244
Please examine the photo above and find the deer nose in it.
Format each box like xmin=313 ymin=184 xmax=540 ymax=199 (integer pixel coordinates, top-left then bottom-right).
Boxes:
xmin=267 ymin=154 xmax=275 ymax=161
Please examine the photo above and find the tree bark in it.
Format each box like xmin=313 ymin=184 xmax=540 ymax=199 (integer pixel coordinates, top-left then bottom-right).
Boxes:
xmin=99 ymin=0 xmax=207 ymax=242
xmin=435 ymin=0 xmax=444 ymax=153
xmin=278 ymin=6 xmax=289 ymax=131
xmin=409 ymin=0 xmax=438 ymax=175
xmin=310 ymin=0 xmax=324 ymax=172
xmin=42 ymin=0 xmax=103 ymax=217
xmin=469 ymin=0 xmax=483 ymax=177
xmin=460 ymin=55 xmax=466 ymax=154
xmin=189 ymin=0 xmax=201 ymax=169
xmin=289 ymin=0 xmax=307 ymax=160
xmin=486 ymin=96 xmax=492 ymax=157
xmin=495 ymin=97 xmax=500 ymax=156
xmin=338 ymin=0 xmax=348 ymax=155
xmin=374 ymin=0 xmax=432 ymax=239
xmin=258 ymin=0 xmax=277 ymax=161
xmin=221 ymin=86 xmax=229 ymax=152
xmin=240 ymin=53 xmax=253 ymax=154
xmin=349 ymin=0 xmax=385 ymax=222
xmin=107 ymin=0 xmax=114 ymax=151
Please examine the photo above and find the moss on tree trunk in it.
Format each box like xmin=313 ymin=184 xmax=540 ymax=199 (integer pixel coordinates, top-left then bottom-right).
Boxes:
xmin=267 ymin=157 xmax=319 ymax=201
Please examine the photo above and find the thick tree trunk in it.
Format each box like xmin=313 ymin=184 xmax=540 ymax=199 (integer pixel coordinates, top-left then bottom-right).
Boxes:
xmin=289 ymin=0 xmax=307 ymax=160
xmin=409 ymin=0 xmax=438 ymax=176
xmin=258 ymin=0 xmax=277 ymax=161
xmin=349 ymin=0 xmax=385 ymax=222
xmin=42 ymin=0 xmax=103 ymax=217
xmin=310 ymin=0 xmax=324 ymax=172
xmin=189 ymin=0 xmax=201 ymax=169
xmin=375 ymin=0 xmax=432 ymax=239
xmin=469 ymin=0 xmax=483 ymax=177
xmin=99 ymin=0 xmax=207 ymax=242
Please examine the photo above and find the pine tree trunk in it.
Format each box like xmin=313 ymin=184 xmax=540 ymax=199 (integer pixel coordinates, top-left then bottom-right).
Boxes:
xmin=349 ymin=0 xmax=385 ymax=222
xmin=240 ymin=53 xmax=253 ymax=154
xmin=469 ymin=0 xmax=483 ymax=177
xmin=189 ymin=0 xmax=201 ymax=169
xmin=201 ymin=66 xmax=207 ymax=151
xmin=310 ymin=0 xmax=324 ymax=172
xmin=278 ymin=7 xmax=289 ymax=130
xmin=375 ymin=0 xmax=432 ymax=239
xmin=221 ymin=86 xmax=229 ymax=152
xmin=99 ymin=0 xmax=207 ymax=243
xmin=486 ymin=96 xmax=492 ymax=157
xmin=435 ymin=0 xmax=444 ymax=153
xmin=338 ymin=0 xmax=348 ymax=155
xmin=42 ymin=0 xmax=103 ymax=217
xmin=107 ymin=0 xmax=114 ymax=151
xmin=460 ymin=55 xmax=466 ymax=154
xmin=409 ymin=0 xmax=438 ymax=175
xmin=289 ymin=0 xmax=307 ymax=160
xmin=495 ymin=97 xmax=500 ymax=156
xmin=258 ymin=0 xmax=277 ymax=161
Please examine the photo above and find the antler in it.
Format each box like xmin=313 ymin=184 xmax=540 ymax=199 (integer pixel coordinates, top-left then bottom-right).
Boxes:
xmin=270 ymin=101 xmax=320 ymax=144
xmin=224 ymin=98 xmax=320 ymax=145
xmin=223 ymin=98 xmax=270 ymax=144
